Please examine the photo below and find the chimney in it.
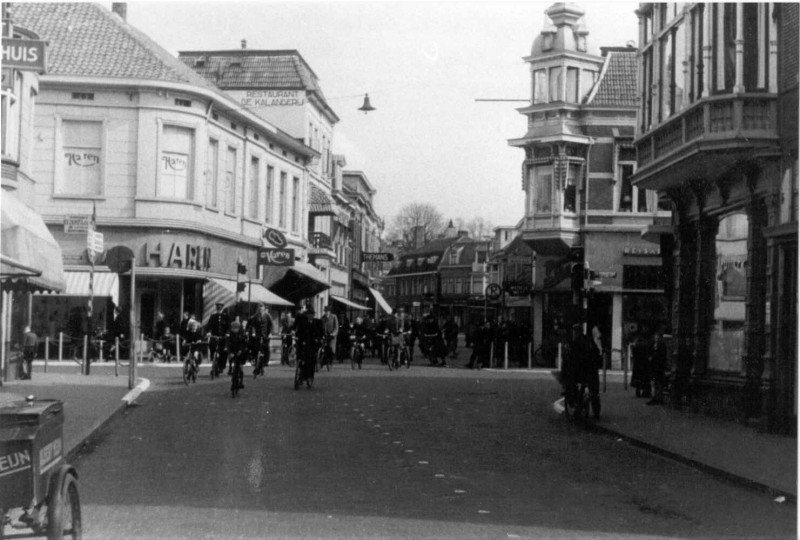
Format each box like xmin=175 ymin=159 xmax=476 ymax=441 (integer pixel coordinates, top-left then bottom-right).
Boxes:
xmin=111 ymin=3 xmax=127 ymax=21
xmin=241 ymin=39 xmax=247 ymax=49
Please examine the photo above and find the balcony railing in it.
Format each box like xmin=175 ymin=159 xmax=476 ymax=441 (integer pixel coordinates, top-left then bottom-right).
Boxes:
xmin=635 ymin=94 xmax=778 ymax=179
xmin=309 ymin=232 xmax=332 ymax=250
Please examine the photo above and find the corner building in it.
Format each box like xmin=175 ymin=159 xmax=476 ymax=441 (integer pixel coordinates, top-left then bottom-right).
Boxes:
xmin=11 ymin=2 xmax=315 ymax=338
xmin=511 ymin=3 xmax=671 ymax=367
xmin=632 ymin=3 xmax=798 ymax=432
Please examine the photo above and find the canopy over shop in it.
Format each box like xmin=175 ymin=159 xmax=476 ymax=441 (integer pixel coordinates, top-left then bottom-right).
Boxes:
xmin=368 ymin=287 xmax=393 ymax=315
xmin=262 ymin=261 xmax=330 ymax=304
xmin=329 ymin=295 xmax=370 ymax=311
xmin=202 ymin=278 xmax=293 ymax=324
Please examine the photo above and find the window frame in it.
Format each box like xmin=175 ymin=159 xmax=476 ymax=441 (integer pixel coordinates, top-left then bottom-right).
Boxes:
xmin=158 ymin=123 xmax=196 ymax=201
xmin=224 ymin=145 xmax=237 ymax=215
xmin=247 ymin=155 xmax=260 ymax=220
xmin=206 ymin=138 xmax=219 ymax=209
xmin=54 ymin=116 xmax=107 ymax=198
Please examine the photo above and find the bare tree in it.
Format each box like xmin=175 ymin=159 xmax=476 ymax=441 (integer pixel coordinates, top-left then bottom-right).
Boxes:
xmin=385 ymin=203 xmax=446 ymax=251
xmin=454 ymin=217 xmax=494 ymax=240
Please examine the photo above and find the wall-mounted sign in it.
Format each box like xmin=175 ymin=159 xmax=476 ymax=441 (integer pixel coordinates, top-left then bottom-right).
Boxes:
xmin=238 ymin=90 xmax=305 ymax=108
xmin=64 ymin=215 xmax=90 ymax=234
xmin=87 ymin=230 xmax=104 ymax=254
xmin=2 ymin=38 xmax=46 ymax=72
xmin=263 ymin=227 xmax=288 ymax=248
xmin=623 ymin=246 xmax=661 ymax=256
xmin=503 ymin=280 xmax=532 ymax=297
xmin=144 ymin=242 xmax=211 ymax=270
xmin=257 ymin=248 xmax=294 ymax=266
xmin=362 ymin=252 xmax=394 ymax=263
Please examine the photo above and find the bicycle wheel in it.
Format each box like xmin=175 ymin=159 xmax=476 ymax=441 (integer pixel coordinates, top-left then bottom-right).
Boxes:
xmin=182 ymin=356 xmax=192 ymax=386
xmin=294 ymin=363 xmax=302 ymax=390
xmin=231 ymin=365 xmax=240 ymax=398
xmin=316 ymin=348 xmax=324 ymax=373
xmin=325 ymin=349 xmax=332 ymax=372
xmin=351 ymin=348 xmax=356 ymax=370
xmin=401 ymin=347 xmax=410 ymax=368
xmin=47 ymin=470 xmax=82 ymax=540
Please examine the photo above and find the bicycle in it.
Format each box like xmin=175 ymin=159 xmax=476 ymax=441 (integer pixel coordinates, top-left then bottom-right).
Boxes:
xmin=294 ymin=345 xmax=314 ymax=390
xmin=207 ymin=335 xmax=226 ymax=380
xmin=422 ymin=333 xmax=445 ymax=366
xmin=230 ymin=354 xmax=244 ymax=398
xmin=350 ymin=336 xmax=366 ymax=370
xmin=564 ymin=382 xmax=592 ymax=423
xmin=281 ymin=332 xmax=296 ymax=366
xmin=182 ymin=341 xmax=203 ymax=385
xmin=317 ymin=336 xmax=333 ymax=372
xmin=249 ymin=335 xmax=267 ymax=379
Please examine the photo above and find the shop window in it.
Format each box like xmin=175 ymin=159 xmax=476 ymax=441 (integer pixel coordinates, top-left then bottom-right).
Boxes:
xmin=58 ymin=119 xmax=104 ymax=196
xmin=206 ymin=139 xmax=219 ymax=208
xmin=709 ymin=212 xmax=748 ymax=372
xmin=224 ymin=146 xmax=237 ymax=213
xmin=622 ymin=265 xmax=665 ymax=290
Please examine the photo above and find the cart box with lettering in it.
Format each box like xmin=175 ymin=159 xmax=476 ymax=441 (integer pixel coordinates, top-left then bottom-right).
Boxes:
xmin=0 ymin=399 xmax=64 ymax=509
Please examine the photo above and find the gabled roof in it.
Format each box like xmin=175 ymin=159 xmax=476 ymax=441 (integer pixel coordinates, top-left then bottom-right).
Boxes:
xmin=587 ymin=48 xmax=638 ymax=107
xmin=178 ymin=49 xmax=339 ymax=124
xmin=9 ymin=2 xmax=217 ymax=88
xmin=8 ymin=2 xmax=316 ymax=158
xmin=388 ymin=237 xmax=461 ymax=276
xmin=439 ymin=238 xmax=486 ymax=269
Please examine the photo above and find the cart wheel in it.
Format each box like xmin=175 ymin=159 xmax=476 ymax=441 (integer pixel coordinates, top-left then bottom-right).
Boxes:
xmin=47 ymin=471 xmax=81 ymax=540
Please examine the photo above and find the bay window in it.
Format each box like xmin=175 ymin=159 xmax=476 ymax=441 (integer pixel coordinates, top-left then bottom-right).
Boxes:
xmin=532 ymin=164 xmax=553 ymax=213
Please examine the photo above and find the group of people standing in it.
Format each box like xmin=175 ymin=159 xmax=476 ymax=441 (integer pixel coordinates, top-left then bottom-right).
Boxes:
xmin=465 ymin=317 xmax=533 ymax=369
xmin=629 ymin=327 xmax=669 ymax=405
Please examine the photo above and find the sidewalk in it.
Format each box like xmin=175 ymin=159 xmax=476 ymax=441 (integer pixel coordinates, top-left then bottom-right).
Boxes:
xmin=0 ymin=362 xmax=147 ymax=462
xmin=1 ymin=362 xmax=795 ymax=501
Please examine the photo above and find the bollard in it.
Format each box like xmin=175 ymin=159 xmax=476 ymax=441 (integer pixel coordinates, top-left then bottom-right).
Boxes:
xmin=489 ymin=342 xmax=494 ymax=368
xmin=528 ymin=342 xmax=532 ymax=370
xmin=176 ymin=334 xmax=181 ymax=362
xmin=98 ymin=339 xmax=104 ymax=362
xmin=45 ymin=337 xmax=50 ymax=372
xmin=557 ymin=342 xmax=562 ymax=371
xmin=114 ymin=337 xmax=120 ymax=377
xmin=82 ymin=335 xmax=88 ymax=374
xmin=624 ymin=343 xmax=631 ymax=390
xmin=504 ymin=341 xmax=508 ymax=370
xmin=58 ymin=332 xmax=63 ymax=362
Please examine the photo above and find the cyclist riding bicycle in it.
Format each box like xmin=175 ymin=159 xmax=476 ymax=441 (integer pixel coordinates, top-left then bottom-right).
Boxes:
xmin=420 ymin=311 xmax=447 ymax=367
xmin=206 ymin=302 xmax=230 ymax=376
xmin=294 ymin=304 xmax=322 ymax=387
xmin=184 ymin=314 xmax=205 ymax=369
xmin=227 ymin=319 xmax=247 ymax=391
xmin=247 ymin=303 xmax=274 ymax=377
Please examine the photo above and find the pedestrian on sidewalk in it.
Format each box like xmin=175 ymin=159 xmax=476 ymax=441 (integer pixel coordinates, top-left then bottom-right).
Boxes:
xmin=629 ymin=328 xmax=652 ymax=398
xmin=647 ymin=327 xmax=668 ymax=405
xmin=20 ymin=325 xmax=37 ymax=380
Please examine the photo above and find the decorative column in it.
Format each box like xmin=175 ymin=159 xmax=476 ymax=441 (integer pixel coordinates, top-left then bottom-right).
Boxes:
xmin=734 ymin=3 xmax=745 ymax=93
xmin=692 ymin=214 xmax=718 ymax=376
xmin=671 ymin=218 xmax=697 ymax=406
xmin=743 ymin=195 xmax=768 ymax=417
xmin=701 ymin=4 xmax=713 ymax=98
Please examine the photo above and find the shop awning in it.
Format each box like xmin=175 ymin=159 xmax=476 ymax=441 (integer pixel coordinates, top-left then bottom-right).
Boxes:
xmin=308 ymin=185 xmax=335 ymax=215
xmin=329 ymin=295 xmax=370 ymax=311
xmin=1 ymin=192 xmax=65 ymax=292
xmin=202 ymin=278 xmax=293 ymax=325
xmin=369 ymin=287 xmax=393 ymax=315
xmin=263 ymin=261 xmax=330 ymax=303
xmin=34 ymin=271 xmax=120 ymax=305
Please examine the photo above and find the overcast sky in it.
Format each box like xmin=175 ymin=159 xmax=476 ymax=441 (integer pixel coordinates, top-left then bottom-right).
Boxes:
xmin=121 ymin=0 xmax=640 ymax=229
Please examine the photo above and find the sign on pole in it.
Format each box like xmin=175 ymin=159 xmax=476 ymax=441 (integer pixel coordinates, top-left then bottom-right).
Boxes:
xmin=86 ymin=230 xmax=103 ymax=254
xmin=362 ymin=252 xmax=394 ymax=263
xmin=64 ymin=215 xmax=90 ymax=234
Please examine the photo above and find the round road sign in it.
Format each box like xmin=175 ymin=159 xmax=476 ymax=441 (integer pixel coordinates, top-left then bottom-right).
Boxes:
xmin=485 ymin=283 xmax=502 ymax=300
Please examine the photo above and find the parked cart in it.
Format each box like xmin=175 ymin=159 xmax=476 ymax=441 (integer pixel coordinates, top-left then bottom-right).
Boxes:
xmin=0 ymin=397 xmax=81 ymax=539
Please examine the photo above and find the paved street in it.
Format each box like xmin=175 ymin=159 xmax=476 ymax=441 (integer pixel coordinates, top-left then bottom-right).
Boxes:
xmin=69 ymin=361 xmax=794 ymax=540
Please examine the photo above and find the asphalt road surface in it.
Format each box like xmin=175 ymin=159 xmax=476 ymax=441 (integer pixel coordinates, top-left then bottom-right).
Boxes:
xmin=72 ymin=360 xmax=796 ymax=539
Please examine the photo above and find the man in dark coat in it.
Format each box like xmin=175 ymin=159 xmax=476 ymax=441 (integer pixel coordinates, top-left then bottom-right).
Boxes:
xmin=294 ymin=305 xmax=322 ymax=385
xmin=206 ymin=303 xmax=230 ymax=375
xmin=647 ymin=328 xmax=669 ymax=405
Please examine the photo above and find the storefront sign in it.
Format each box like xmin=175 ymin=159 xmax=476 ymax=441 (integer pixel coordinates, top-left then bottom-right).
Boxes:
xmin=623 ymin=246 xmax=661 ymax=256
xmin=144 ymin=242 xmax=211 ymax=270
xmin=238 ymin=90 xmax=305 ymax=108
xmin=503 ymin=280 xmax=532 ymax=296
xmin=263 ymin=227 xmax=288 ymax=248
xmin=64 ymin=215 xmax=90 ymax=234
xmin=2 ymin=38 xmax=46 ymax=72
xmin=257 ymin=248 xmax=294 ymax=266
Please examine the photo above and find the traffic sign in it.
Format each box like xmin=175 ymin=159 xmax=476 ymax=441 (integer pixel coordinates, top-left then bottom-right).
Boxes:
xmin=485 ymin=283 xmax=502 ymax=300
xmin=362 ymin=252 xmax=394 ymax=263
xmin=64 ymin=215 xmax=90 ymax=234
xmin=105 ymin=246 xmax=134 ymax=273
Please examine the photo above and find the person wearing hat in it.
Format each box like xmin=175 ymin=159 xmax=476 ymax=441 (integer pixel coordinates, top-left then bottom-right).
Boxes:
xmin=247 ymin=303 xmax=274 ymax=377
xmin=206 ymin=302 xmax=230 ymax=377
xmin=227 ymin=318 xmax=247 ymax=390
xmin=321 ymin=305 xmax=339 ymax=366
xmin=561 ymin=321 xmax=601 ymax=420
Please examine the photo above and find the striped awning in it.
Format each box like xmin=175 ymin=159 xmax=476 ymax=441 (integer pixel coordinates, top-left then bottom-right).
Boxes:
xmin=329 ymin=295 xmax=370 ymax=311
xmin=369 ymin=287 xmax=393 ymax=315
xmin=308 ymin=185 xmax=335 ymax=215
xmin=34 ymin=271 xmax=119 ymax=305
xmin=202 ymin=278 xmax=292 ymax=325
